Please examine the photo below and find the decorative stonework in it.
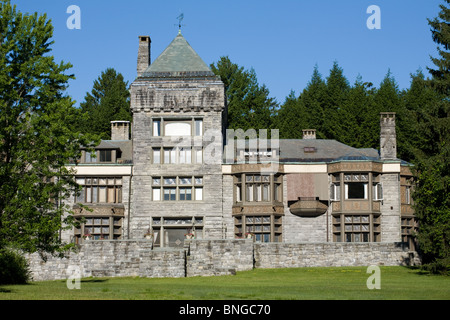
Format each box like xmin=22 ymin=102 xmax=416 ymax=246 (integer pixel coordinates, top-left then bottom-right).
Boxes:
xmin=232 ymin=205 xmax=284 ymax=215
xmin=131 ymin=83 xmax=225 ymax=113
xmin=327 ymin=161 xmax=382 ymax=173
xmin=230 ymin=163 xmax=284 ymax=174
xmin=73 ymin=204 xmax=125 ymax=217
xmin=343 ymin=201 xmax=370 ymax=211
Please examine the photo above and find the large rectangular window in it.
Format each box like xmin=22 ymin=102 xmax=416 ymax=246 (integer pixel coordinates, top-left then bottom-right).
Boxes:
xmin=154 ymin=147 xmax=202 ymax=164
xmin=332 ymin=214 xmax=381 ymax=242
xmin=234 ymin=214 xmax=282 ymax=242
xmin=234 ymin=174 xmax=282 ymax=203
xmin=343 ymin=173 xmax=368 ymax=200
xmin=152 ymin=176 xmax=203 ymax=201
xmin=152 ymin=118 xmax=203 ymax=137
xmin=75 ymin=177 xmax=122 ymax=204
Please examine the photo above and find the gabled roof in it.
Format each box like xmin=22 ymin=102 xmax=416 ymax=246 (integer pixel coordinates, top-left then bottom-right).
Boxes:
xmin=141 ymin=32 xmax=216 ymax=78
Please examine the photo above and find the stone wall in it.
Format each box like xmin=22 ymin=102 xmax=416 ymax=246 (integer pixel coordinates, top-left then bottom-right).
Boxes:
xmin=254 ymin=242 xmax=419 ymax=269
xmin=27 ymin=239 xmax=419 ymax=282
xmin=186 ymin=239 xmax=253 ymax=277
xmin=27 ymin=240 xmax=185 ymax=281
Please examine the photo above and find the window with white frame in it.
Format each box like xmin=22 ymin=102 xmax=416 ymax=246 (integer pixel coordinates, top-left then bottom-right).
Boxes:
xmin=330 ymin=183 xmax=341 ymax=201
xmin=373 ymin=182 xmax=383 ymax=201
xmin=152 ymin=176 xmax=203 ymax=201
xmin=153 ymin=147 xmax=203 ymax=164
xmin=152 ymin=118 xmax=203 ymax=137
xmin=344 ymin=174 xmax=369 ymax=200
xmin=234 ymin=174 xmax=282 ymax=203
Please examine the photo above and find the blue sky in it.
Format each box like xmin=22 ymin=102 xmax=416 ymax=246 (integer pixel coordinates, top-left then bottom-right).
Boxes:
xmin=13 ymin=0 xmax=442 ymax=107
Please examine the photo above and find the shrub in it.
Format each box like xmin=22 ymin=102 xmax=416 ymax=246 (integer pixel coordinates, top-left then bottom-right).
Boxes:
xmin=0 ymin=249 xmax=31 ymax=284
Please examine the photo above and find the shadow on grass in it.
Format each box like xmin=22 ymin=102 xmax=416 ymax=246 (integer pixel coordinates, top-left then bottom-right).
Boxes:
xmin=58 ymin=278 xmax=109 ymax=283
xmin=403 ymin=265 xmax=440 ymax=276
xmin=81 ymin=278 xmax=109 ymax=283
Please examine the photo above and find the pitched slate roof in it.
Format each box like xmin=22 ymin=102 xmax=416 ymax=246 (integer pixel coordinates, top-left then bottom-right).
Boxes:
xmin=224 ymin=138 xmax=381 ymax=163
xmin=278 ymin=139 xmax=380 ymax=163
xmin=141 ymin=32 xmax=216 ymax=78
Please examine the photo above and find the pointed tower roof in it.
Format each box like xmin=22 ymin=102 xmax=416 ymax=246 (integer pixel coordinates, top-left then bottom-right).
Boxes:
xmin=141 ymin=32 xmax=216 ymax=79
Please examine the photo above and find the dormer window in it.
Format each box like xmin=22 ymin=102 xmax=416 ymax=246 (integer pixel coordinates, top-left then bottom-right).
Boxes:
xmin=100 ymin=150 xmax=112 ymax=162
xmin=85 ymin=151 xmax=96 ymax=163
xmin=82 ymin=149 xmax=115 ymax=163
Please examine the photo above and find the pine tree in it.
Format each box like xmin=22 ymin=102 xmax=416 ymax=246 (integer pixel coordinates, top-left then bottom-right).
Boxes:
xmin=412 ymin=0 xmax=450 ymax=273
xmin=211 ymin=56 xmax=276 ymax=135
xmin=338 ymin=76 xmax=377 ymax=149
xmin=321 ymin=62 xmax=351 ymax=141
xmin=274 ymin=90 xmax=308 ymax=139
xmin=297 ymin=65 xmax=327 ymax=138
xmin=80 ymin=68 xmax=131 ymax=139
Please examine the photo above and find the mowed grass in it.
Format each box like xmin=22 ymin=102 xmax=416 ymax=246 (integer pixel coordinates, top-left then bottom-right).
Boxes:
xmin=0 ymin=266 xmax=449 ymax=300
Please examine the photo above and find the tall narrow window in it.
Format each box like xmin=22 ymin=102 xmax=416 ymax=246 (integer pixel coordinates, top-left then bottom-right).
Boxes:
xmin=373 ymin=183 xmax=383 ymax=201
xmin=330 ymin=183 xmax=341 ymax=201
xmin=194 ymin=148 xmax=203 ymax=164
xmin=153 ymin=148 xmax=161 ymax=164
xmin=195 ymin=187 xmax=203 ymax=201
xmin=195 ymin=119 xmax=203 ymax=136
xmin=153 ymin=120 xmax=161 ymax=136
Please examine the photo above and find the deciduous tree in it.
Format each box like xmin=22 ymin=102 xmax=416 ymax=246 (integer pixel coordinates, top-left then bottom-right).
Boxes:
xmin=0 ymin=0 xmax=98 ymax=259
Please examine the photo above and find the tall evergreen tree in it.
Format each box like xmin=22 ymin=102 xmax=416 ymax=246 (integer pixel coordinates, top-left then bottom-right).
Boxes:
xmin=211 ymin=56 xmax=276 ymax=134
xmin=0 ymin=0 xmax=98 ymax=260
xmin=297 ymin=65 xmax=327 ymax=138
xmin=80 ymin=68 xmax=131 ymax=139
xmin=274 ymin=90 xmax=308 ymax=139
xmin=373 ymin=70 xmax=411 ymax=159
xmin=337 ymin=76 xmax=377 ymax=149
xmin=412 ymin=0 xmax=450 ymax=273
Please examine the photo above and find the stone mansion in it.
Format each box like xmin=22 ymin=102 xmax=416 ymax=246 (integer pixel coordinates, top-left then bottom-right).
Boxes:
xmin=65 ymin=31 xmax=416 ymax=253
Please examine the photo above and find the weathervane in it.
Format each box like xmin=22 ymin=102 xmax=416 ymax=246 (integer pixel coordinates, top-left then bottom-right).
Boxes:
xmin=175 ymin=13 xmax=186 ymax=32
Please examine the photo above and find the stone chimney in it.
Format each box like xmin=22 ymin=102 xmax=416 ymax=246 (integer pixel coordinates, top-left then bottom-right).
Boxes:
xmin=380 ymin=112 xmax=397 ymax=159
xmin=111 ymin=121 xmax=130 ymax=141
xmin=137 ymin=35 xmax=151 ymax=77
xmin=302 ymin=129 xmax=316 ymax=140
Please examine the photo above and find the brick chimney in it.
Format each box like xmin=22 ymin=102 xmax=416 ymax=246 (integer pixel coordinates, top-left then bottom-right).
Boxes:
xmin=380 ymin=112 xmax=397 ymax=159
xmin=111 ymin=121 xmax=130 ymax=141
xmin=137 ymin=35 xmax=151 ymax=77
xmin=302 ymin=129 xmax=316 ymax=140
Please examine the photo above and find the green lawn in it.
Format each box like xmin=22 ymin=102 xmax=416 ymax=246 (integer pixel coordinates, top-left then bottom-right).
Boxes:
xmin=0 ymin=266 xmax=449 ymax=300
